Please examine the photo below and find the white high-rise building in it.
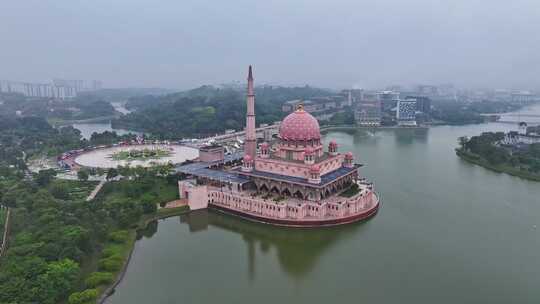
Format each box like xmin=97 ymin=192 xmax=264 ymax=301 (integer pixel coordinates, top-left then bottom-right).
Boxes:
xmin=397 ymin=98 xmax=417 ymax=126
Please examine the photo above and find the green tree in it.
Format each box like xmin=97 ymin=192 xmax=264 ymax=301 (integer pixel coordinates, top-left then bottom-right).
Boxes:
xmin=141 ymin=199 xmax=157 ymax=214
xmin=117 ymin=165 xmax=132 ymax=178
xmin=77 ymin=170 xmax=89 ymax=182
xmin=35 ymin=259 xmax=80 ymax=304
xmin=106 ymin=168 xmax=119 ymax=181
xmin=50 ymin=182 xmax=70 ymax=200
xmin=35 ymin=169 xmax=57 ymax=186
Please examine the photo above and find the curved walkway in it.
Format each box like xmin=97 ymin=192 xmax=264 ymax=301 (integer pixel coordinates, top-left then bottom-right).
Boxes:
xmin=86 ymin=180 xmax=106 ymax=201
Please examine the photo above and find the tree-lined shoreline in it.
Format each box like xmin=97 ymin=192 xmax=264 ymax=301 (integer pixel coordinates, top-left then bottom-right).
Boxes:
xmin=455 ymin=132 xmax=540 ymax=182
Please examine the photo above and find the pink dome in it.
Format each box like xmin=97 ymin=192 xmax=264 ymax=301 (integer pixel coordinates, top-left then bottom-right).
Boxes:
xmin=345 ymin=152 xmax=354 ymax=159
xmin=260 ymin=142 xmax=269 ymax=149
xmin=279 ymin=108 xmax=321 ymax=141
xmin=329 ymin=141 xmax=338 ymax=147
xmin=243 ymin=154 xmax=252 ymax=162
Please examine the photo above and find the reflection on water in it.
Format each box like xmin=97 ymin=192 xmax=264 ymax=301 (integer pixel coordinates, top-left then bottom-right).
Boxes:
xmin=349 ymin=128 xmax=429 ymax=146
xmin=394 ymin=128 xmax=429 ymax=145
xmin=72 ymin=122 xmax=140 ymax=140
xmin=178 ymin=210 xmax=368 ymax=280
xmin=136 ymin=220 xmax=158 ymax=240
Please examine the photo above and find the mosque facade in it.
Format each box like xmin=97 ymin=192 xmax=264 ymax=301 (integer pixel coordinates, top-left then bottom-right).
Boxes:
xmin=177 ymin=66 xmax=379 ymax=227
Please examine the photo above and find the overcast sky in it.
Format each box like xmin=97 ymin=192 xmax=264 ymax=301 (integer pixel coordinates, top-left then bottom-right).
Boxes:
xmin=1 ymin=0 xmax=539 ymax=90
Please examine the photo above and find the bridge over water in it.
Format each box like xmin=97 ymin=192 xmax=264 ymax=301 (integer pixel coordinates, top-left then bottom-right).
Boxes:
xmin=480 ymin=113 xmax=540 ymax=125
xmin=481 ymin=113 xmax=540 ymax=118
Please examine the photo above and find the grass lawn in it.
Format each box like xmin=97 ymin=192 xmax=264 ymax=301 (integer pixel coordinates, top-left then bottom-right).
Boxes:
xmin=111 ymin=148 xmax=171 ymax=161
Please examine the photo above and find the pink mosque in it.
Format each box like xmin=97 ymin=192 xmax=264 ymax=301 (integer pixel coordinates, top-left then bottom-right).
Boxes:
xmin=177 ymin=66 xmax=380 ymax=227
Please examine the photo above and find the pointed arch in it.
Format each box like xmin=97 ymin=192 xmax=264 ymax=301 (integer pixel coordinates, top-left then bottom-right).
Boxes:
xmin=259 ymin=183 xmax=269 ymax=192
xmin=282 ymin=188 xmax=292 ymax=197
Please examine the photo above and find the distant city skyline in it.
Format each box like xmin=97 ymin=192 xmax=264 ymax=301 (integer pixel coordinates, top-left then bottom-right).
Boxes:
xmin=1 ymin=0 xmax=540 ymax=90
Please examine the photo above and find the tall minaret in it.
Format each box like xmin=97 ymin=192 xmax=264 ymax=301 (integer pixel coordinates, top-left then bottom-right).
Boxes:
xmin=244 ymin=65 xmax=257 ymax=159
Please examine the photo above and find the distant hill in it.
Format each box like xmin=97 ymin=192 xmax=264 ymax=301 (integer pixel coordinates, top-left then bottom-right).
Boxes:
xmin=78 ymin=88 xmax=174 ymax=102
xmin=114 ymin=85 xmax=333 ymax=139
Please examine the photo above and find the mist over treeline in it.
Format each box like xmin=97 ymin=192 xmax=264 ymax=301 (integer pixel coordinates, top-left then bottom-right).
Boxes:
xmin=1 ymin=0 xmax=539 ymax=90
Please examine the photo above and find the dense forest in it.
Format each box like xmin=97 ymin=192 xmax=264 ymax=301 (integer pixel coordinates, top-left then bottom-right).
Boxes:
xmin=113 ymin=85 xmax=333 ymax=138
xmin=0 ymin=115 xmax=136 ymax=166
xmin=0 ymin=116 xmax=184 ymax=303
xmin=0 ymin=92 xmax=116 ymax=122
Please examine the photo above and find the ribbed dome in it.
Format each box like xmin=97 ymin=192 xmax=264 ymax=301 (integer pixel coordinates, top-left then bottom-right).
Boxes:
xmin=279 ymin=108 xmax=321 ymax=141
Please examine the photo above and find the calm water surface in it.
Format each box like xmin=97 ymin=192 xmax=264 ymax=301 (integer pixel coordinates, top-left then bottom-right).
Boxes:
xmin=72 ymin=122 xmax=140 ymax=140
xmin=107 ymin=105 xmax=540 ymax=304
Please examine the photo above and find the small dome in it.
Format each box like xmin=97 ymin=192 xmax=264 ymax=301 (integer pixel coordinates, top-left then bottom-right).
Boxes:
xmin=345 ymin=152 xmax=354 ymax=159
xmin=310 ymin=164 xmax=320 ymax=173
xmin=260 ymin=142 xmax=269 ymax=149
xmin=329 ymin=140 xmax=338 ymax=147
xmin=243 ymin=154 xmax=252 ymax=162
xmin=279 ymin=107 xmax=321 ymax=141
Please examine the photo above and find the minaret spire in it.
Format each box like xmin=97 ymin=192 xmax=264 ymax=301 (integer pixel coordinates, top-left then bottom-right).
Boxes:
xmin=244 ymin=65 xmax=257 ymax=160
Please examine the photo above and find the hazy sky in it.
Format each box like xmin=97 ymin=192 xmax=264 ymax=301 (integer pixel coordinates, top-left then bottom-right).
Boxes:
xmin=1 ymin=0 xmax=539 ymax=90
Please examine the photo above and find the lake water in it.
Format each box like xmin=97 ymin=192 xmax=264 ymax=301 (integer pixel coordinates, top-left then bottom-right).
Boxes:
xmin=106 ymin=105 xmax=540 ymax=304
xmin=72 ymin=101 xmax=135 ymax=139
xmin=72 ymin=122 xmax=140 ymax=140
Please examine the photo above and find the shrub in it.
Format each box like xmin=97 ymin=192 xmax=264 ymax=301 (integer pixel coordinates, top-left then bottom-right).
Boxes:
xmin=102 ymin=244 xmax=122 ymax=258
xmin=98 ymin=255 xmax=123 ymax=272
xmin=341 ymin=183 xmax=360 ymax=198
xmin=85 ymin=271 xmax=113 ymax=288
xmin=68 ymin=289 xmax=98 ymax=304
xmin=141 ymin=200 xmax=157 ymax=214
xmin=108 ymin=230 xmax=129 ymax=243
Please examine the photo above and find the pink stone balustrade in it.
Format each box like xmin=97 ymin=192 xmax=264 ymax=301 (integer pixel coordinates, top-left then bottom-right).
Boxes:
xmin=207 ymin=186 xmax=378 ymax=222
